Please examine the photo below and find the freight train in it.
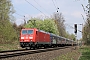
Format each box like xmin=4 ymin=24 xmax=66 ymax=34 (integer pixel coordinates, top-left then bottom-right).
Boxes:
xmin=20 ymin=28 xmax=77 ymax=49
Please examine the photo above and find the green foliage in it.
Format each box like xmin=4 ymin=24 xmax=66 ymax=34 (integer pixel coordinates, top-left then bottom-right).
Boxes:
xmin=79 ymin=46 xmax=90 ymax=60
xmin=82 ymin=17 xmax=90 ymax=45
xmin=0 ymin=0 xmax=17 ymax=43
xmin=65 ymin=31 xmax=76 ymax=41
xmin=0 ymin=41 xmax=20 ymax=51
xmin=25 ymin=17 xmax=75 ymax=41
xmin=0 ymin=0 xmax=14 ymax=21
xmin=54 ymin=49 xmax=80 ymax=60
xmin=25 ymin=18 xmax=59 ymax=35
xmin=52 ymin=12 xmax=75 ymax=40
xmin=0 ymin=20 xmax=18 ymax=43
xmin=12 ymin=23 xmax=24 ymax=38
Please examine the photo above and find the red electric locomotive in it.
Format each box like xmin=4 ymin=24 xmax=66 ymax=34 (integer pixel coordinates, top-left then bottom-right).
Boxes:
xmin=20 ymin=28 xmax=50 ymax=49
xmin=20 ymin=28 xmax=77 ymax=49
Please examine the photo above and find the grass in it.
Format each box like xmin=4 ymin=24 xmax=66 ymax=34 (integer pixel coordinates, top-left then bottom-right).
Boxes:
xmin=79 ymin=46 xmax=90 ymax=60
xmin=53 ymin=47 xmax=80 ymax=60
xmin=53 ymin=46 xmax=90 ymax=60
xmin=0 ymin=41 xmax=21 ymax=51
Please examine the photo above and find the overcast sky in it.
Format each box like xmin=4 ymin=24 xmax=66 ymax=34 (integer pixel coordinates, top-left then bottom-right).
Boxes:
xmin=12 ymin=0 xmax=88 ymax=39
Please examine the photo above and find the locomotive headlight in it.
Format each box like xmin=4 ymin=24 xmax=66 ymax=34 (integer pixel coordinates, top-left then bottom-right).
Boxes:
xmin=29 ymin=37 xmax=33 ymax=39
xmin=21 ymin=37 xmax=24 ymax=39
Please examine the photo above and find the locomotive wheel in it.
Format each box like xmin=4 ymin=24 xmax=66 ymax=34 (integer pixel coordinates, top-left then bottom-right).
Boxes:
xmin=32 ymin=47 xmax=36 ymax=50
xmin=25 ymin=47 xmax=31 ymax=50
xmin=44 ymin=45 xmax=46 ymax=48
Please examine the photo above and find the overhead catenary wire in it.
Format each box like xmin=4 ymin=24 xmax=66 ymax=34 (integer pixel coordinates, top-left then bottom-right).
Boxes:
xmin=33 ymin=0 xmax=48 ymax=13
xmin=52 ymin=0 xmax=57 ymax=9
xmin=55 ymin=0 xmax=59 ymax=12
xmin=81 ymin=4 xmax=87 ymax=14
xmin=25 ymin=0 xmax=46 ymax=16
xmin=81 ymin=14 xmax=86 ymax=23
xmin=81 ymin=4 xmax=89 ymax=26
xmin=54 ymin=0 xmax=58 ymax=8
xmin=14 ymin=6 xmax=31 ymax=22
xmin=14 ymin=12 xmax=24 ymax=17
xmin=14 ymin=12 xmax=26 ymax=24
xmin=14 ymin=7 xmax=28 ymax=14
xmin=65 ymin=23 xmax=82 ymax=33
xmin=52 ymin=0 xmax=59 ymax=12
xmin=65 ymin=23 xmax=74 ymax=29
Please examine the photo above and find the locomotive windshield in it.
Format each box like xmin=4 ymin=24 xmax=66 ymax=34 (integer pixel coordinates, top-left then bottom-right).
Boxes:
xmin=22 ymin=30 xmax=33 ymax=34
xmin=22 ymin=30 xmax=27 ymax=34
xmin=28 ymin=30 xmax=33 ymax=34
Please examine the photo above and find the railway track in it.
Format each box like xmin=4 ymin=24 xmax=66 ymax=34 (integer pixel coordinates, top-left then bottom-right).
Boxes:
xmin=0 ymin=49 xmax=26 ymax=53
xmin=0 ymin=46 xmax=73 ymax=59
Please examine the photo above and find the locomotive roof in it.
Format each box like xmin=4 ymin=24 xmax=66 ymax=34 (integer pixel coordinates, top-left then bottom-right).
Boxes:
xmin=21 ymin=28 xmax=38 ymax=30
xmin=38 ymin=30 xmax=50 ymax=34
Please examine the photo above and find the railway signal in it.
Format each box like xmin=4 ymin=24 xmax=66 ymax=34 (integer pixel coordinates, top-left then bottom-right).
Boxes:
xmin=74 ymin=24 xmax=77 ymax=34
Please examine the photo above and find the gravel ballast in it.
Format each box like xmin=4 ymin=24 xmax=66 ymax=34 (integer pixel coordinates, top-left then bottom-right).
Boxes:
xmin=1 ymin=47 xmax=79 ymax=60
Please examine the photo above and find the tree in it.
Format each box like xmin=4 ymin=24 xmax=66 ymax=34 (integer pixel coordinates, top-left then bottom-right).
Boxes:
xmin=0 ymin=0 xmax=14 ymax=21
xmin=65 ymin=31 xmax=76 ymax=41
xmin=42 ymin=19 xmax=59 ymax=34
xmin=52 ymin=12 xmax=66 ymax=37
xmin=25 ymin=18 xmax=59 ymax=35
xmin=0 ymin=0 xmax=17 ymax=43
xmin=82 ymin=18 xmax=90 ymax=45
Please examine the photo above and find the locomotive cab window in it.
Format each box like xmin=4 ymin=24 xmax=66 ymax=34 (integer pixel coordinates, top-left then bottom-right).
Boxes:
xmin=22 ymin=30 xmax=33 ymax=34
xmin=22 ymin=30 xmax=27 ymax=34
xmin=28 ymin=30 xmax=33 ymax=34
